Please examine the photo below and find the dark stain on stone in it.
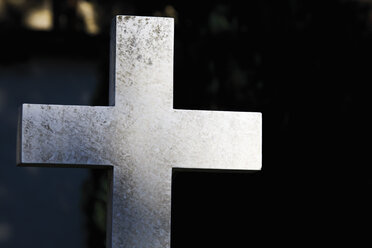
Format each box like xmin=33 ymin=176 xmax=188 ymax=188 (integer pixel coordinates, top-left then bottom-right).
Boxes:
xmin=129 ymin=37 xmax=136 ymax=48
xmin=154 ymin=25 xmax=161 ymax=35
xmin=41 ymin=122 xmax=52 ymax=132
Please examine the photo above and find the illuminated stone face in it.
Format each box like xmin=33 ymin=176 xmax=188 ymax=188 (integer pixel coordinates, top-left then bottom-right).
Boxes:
xmin=17 ymin=16 xmax=262 ymax=248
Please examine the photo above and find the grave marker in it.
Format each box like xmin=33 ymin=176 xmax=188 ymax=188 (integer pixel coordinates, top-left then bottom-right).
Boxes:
xmin=17 ymin=16 xmax=262 ymax=248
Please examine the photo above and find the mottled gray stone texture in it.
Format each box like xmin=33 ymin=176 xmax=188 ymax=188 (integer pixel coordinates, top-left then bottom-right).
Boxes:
xmin=17 ymin=16 xmax=262 ymax=248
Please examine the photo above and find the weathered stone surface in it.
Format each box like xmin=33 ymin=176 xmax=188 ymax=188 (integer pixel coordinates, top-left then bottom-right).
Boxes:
xmin=17 ymin=16 xmax=262 ymax=248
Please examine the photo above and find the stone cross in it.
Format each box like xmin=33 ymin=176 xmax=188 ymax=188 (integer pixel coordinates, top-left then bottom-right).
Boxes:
xmin=17 ymin=16 xmax=262 ymax=248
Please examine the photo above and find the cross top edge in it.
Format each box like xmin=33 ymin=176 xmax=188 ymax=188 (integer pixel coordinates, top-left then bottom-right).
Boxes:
xmin=109 ymin=15 xmax=175 ymax=109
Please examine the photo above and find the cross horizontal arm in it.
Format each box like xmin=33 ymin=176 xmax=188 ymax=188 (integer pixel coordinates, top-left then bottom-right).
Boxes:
xmin=133 ymin=108 xmax=262 ymax=171
xmin=17 ymin=104 xmax=114 ymax=168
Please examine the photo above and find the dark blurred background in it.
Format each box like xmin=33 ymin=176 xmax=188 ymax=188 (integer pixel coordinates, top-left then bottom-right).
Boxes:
xmin=0 ymin=0 xmax=370 ymax=247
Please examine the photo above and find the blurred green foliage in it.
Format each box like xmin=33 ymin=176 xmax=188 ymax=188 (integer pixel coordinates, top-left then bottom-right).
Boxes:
xmin=82 ymin=170 xmax=109 ymax=248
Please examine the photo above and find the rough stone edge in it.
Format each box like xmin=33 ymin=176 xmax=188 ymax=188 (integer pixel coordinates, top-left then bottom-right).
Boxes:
xmin=16 ymin=104 xmax=23 ymax=166
xmin=109 ymin=17 xmax=117 ymax=106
